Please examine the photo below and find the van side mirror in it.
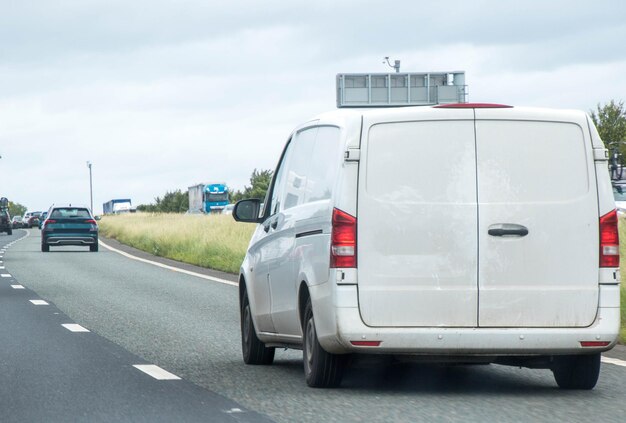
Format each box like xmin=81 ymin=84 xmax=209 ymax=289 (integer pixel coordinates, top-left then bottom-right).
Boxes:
xmin=233 ymin=199 xmax=262 ymax=223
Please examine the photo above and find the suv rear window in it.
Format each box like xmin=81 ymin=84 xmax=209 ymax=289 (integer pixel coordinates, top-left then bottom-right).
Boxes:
xmin=50 ymin=208 xmax=91 ymax=219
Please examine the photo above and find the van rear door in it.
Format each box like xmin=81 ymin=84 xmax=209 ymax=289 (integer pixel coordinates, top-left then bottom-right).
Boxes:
xmin=357 ymin=116 xmax=478 ymax=327
xmin=475 ymin=116 xmax=599 ymax=327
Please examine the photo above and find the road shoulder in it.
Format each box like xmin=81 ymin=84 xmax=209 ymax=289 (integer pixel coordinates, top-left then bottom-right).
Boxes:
xmin=99 ymin=235 xmax=238 ymax=283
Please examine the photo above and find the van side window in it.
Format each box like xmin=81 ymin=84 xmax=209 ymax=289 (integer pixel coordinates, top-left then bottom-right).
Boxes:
xmin=270 ymin=126 xmax=341 ymax=213
xmin=281 ymin=127 xmax=318 ymax=210
xmin=305 ymin=126 xmax=341 ymax=203
xmin=268 ymin=139 xmax=294 ymax=216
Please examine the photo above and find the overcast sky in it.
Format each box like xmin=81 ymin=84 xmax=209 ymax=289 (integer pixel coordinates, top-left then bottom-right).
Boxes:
xmin=1 ymin=0 xmax=625 ymax=213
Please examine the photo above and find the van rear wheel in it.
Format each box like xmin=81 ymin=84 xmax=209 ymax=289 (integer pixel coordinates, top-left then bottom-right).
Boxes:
xmin=552 ymin=353 xmax=600 ymax=390
xmin=241 ymin=290 xmax=275 ymax=365
xmin=303 ymin=298 xmax=347 ymax=388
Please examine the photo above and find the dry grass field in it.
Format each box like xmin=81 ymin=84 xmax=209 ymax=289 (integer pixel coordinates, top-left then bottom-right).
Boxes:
xmin=98 ymin=213 xmax=255 ymax=274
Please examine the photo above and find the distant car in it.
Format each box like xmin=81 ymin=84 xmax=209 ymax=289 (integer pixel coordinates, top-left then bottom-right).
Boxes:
xmin=38 ymin=211 xmax=48 ymax=229
xmin=221 ymin=204 xmax=235 ymax=215
xmin=0 ymin=208 xmax=12 ymax=235
xmin=22 ymin=212 xmax=32 ymax=227
xmin=23 ymin=211 xmax=42 ymax=228
xmin=11 ymin=216 xmax=24 ymax=229
xmin=41 ymin=205 xmax=99 ymax=252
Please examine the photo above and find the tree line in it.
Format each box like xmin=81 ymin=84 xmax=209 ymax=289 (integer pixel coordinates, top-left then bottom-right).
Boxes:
xmin=5 ymin=201 xmax=27 ymax=218
xmin=591 ymin=100 xmax=626 ymax=158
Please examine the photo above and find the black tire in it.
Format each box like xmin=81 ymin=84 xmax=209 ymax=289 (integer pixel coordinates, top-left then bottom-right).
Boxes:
xmin=552 ymin=353 xmax=601 ymax=390
xmin=90 ymin=243 xmax=99 ymax=252
xmin=7 ymin=228 xmax=12 ymax=235
xmin=302 ymin=298 xmax=347 ymax=388
xmin=41 ymin=243 xmax=49 ymax=252
xmin=241 ymin=290 xmax=274 ymax=365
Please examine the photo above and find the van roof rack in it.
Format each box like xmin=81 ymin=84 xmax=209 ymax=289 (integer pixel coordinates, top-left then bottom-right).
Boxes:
xmin=337 ymin=72 xmax=467 ymax=108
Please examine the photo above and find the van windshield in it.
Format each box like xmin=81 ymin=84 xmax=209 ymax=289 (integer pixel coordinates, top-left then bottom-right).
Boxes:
xmin=207 ymin=193 xmax=228 ymax=202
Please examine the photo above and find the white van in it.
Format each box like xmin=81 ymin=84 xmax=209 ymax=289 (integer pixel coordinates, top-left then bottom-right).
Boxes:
xmin=233 ymin=103 xmax=621 ymax=389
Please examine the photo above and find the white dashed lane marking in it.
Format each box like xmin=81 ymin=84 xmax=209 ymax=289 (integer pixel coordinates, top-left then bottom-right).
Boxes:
xmin=602 ymin=356 xmax=626 ymax=368
xmin=133 ymin=364 xmax=181 ymax=380
xmin=29 ymin=300 xmax=49 ymax=305
xmin=0 ymin=274 xmax=9 ymax=278
xmin=11 ymin=285 xmax=24 ymax=289
xmin=62 ymin=324 xmax=90 ymax=333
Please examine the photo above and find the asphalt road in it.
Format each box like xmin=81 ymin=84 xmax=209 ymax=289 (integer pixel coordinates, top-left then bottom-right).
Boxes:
xmin=3 ymin=229 xmax=626 ymax=422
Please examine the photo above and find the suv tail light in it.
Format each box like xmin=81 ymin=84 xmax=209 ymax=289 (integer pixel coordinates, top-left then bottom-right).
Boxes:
xmin=330 ymin=208 xmax=356 ymax=268
xmin=43 ymin=219 xmax=56 ymax=227
xmin=599 ymin=209 xmax=619 ymax=267
xmin=84 ymin=219 xmax=97 ymax=224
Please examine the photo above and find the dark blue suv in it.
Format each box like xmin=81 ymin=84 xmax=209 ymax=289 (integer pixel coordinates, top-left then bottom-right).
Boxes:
xmin=41 ymin=205 xmax=99 ymax=252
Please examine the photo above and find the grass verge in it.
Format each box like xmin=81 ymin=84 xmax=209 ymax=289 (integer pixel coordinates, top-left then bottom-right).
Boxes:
xmin=98 ymin=213 xmax=255 ymax=274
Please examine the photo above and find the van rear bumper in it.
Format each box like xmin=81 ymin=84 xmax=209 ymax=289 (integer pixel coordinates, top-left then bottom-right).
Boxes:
xmin=312 ymin=284 xmax=621 ymax=355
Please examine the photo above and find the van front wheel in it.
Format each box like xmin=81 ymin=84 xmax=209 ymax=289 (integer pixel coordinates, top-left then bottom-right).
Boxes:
xmin=552 ymin=353 xmax=600 ymax=390
xmin=240 ymin=290 xmax=274 ymax=365
xmin=303 ymin=298 xmax=347 ymax=388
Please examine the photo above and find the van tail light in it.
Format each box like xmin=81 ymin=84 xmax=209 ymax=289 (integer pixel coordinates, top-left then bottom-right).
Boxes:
xmin=580 ymin=341 xmax=610 ymax=347
xmin=330 ymin=208 xmax=357 ymax=268
xmin=599 ymin=209 xmax=619 ymax=268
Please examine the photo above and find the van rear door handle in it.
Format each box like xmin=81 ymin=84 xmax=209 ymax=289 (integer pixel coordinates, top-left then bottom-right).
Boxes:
xmin=488 ymin=223 xmax=529 ymax=237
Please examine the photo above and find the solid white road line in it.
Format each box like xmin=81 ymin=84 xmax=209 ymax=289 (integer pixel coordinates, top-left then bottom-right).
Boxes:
xmin=602 ymin=356 xmax=626 ymax=368
xmin=99 ymin=240 xmax=238 ymax=287
xmin=62 ymin=324 xmax=90 ymax=333
xmin=11 ymin=285 xmax=25 ymax=289
xmin=133 ymin=364 xmax=181 ymax=380
xmin=29 ymin=300 xmax=49 ymax=305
